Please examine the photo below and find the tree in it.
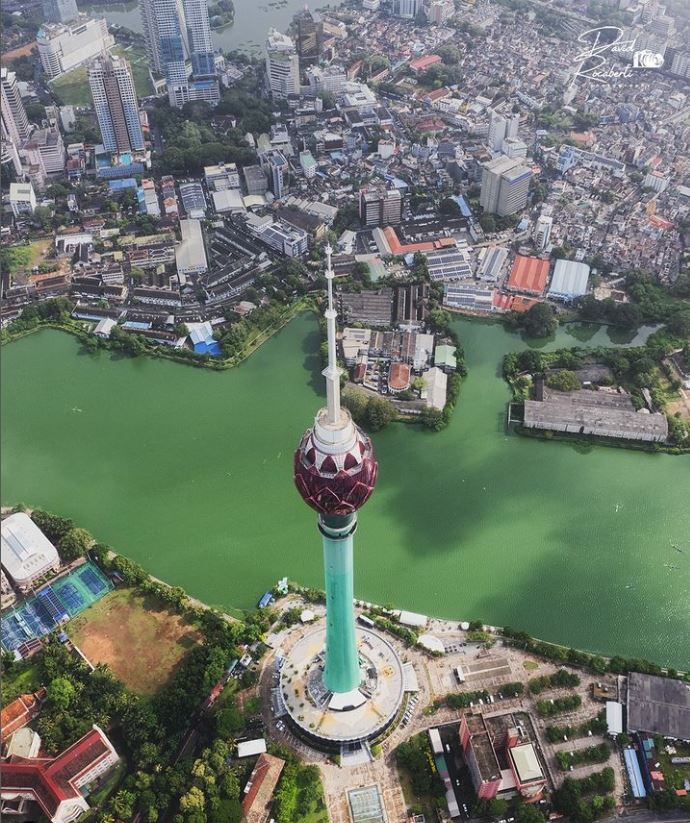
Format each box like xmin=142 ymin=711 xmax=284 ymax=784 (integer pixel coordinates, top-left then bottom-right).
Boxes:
xmin=365 ymin=395 xmax=396 ymax=432
xmin=515 ymin=804 xmax=547 ymax=823
xmin=520 ymin=302 xmax=557 ymax=338
xmin=546 ymin=370 xmax=580 ymax=392
xmin=479 ymin=214 xmax=496 ymax=233
xmin=31 ymin=509 xmax=74 ymax=544
xmin=216 ymin=704 xmax=243 ymax=737
xmin=179 ymin=786 xmax=206 ymax=813
xmin=421 ymin=406 xmax=446 ymax=431
xmin=112 ymin=790 xmax=137 ymax=820
xmin=48 ymin=677 xmax=75 ymax=710
xmin=59 ymin=527 xmax=92 ymax=562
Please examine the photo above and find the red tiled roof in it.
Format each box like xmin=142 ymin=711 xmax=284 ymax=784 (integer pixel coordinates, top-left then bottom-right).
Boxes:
xmin=242 ymin=753 xmax=285 ymax=822
xmin=506 ymin=255 xmax=550 ymax=295
xmin=409 ymin=54 xmax=442 ymax=72
xmin=1 ymin=692 xmax=43 ymax=737
xmin=383 ymin=226 xmax=456 ymax=255
xmin=388 ymin=362 xmax=411 ymax=391
xmin=1 ymin=726 xmax=114 ymax=819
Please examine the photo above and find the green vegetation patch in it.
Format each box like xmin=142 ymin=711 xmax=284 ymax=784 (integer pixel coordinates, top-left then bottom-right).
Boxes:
xmin=395 ymin=732 xmax=445 ymax=818
xmin=68 ymin=587 xmax=201 ymax=694
xmin=0 ymin=660 xmax=41 ymax=707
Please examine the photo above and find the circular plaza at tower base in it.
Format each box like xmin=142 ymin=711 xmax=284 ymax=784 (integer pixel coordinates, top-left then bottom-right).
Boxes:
xmin=278 ymin=627 xmax=406 ymax=751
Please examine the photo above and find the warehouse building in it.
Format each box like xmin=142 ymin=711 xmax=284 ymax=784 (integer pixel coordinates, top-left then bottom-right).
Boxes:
xmin=339 ymin=288 xmax=393 ymax=327
xmin=425 ymin=246 xmax=473 ymax=281
xmin=175 ymin=219 xmax=208 ymax=276
xmin=523 ymin=388 xmax=668 ymax=443
xmin=0 ymin=513 xmax=60 ymax=592
xmin=444 ymin=284 xmax=494 ymax=312
xmin=627 ymin=672 xmax=690 ymax=740
xmin=548 ymin=259 xmax=590 ymax=301
xmin=506 ymin=255 xmax=550 ymax=296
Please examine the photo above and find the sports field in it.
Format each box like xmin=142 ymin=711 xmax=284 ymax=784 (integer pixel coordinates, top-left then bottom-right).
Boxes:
xmin=68 ymin=587 xmax=201 ymax=694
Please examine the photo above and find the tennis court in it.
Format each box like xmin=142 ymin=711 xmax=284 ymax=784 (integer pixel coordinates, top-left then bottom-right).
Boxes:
xmin=1 ymin=562 xmax=113 ymax=653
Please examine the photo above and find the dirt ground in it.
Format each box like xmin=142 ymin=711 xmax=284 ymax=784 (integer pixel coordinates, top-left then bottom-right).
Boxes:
xmin=68 ymin=587 xmax=201 ymax=694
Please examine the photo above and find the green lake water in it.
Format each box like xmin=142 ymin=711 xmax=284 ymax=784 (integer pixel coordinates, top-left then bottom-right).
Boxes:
xmin=2 ymin=316 xmax=689 ymax=667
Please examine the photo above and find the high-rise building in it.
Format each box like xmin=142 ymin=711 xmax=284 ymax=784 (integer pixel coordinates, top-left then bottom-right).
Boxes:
xmin=1 ymin=68 xmax=31 ymax=147
xmin=42 ymin=0 xmax=79 ymax=24
xmin=305 ymin=64 xmax=346 ymax=95
xmin=487 ymin=110 xmax=518 ymax=152
xmin=293 ymin=8 xmax=322 ymax=70
xmin=359 ymin=183 xmax=403 ymax=226
xmin=534 ymin=214 xmax=552 ymax=250
xmin=392 ymin=0 xmax=419 ymax=18
xmin=480 ymin=156 xmax=532 ymax=217
xmin=140 ymin=0 xmax=218 ymax=107
xmin=22 ymin=127 xmax=66 ymax=175
xmin=269 ymin=152 xmax=288 ymax=198
xmin=37 ymin=18 xmax=114 ymax=79
xmin=266 ymin=28 xmax=300 ymax=99
xmin=89 ymin=54 xmax=145 ymax=154
xmin=184 ymin=0 xmax=216 ymax=77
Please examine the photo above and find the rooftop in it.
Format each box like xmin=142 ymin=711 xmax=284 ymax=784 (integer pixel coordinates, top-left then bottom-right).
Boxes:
xmin=0 ymin=513 xmax=59 ymax=587
xmin=627 ymin=673 xmax=690 ymax=740
xmin=506 ymin=255 xmax=550 ymax=295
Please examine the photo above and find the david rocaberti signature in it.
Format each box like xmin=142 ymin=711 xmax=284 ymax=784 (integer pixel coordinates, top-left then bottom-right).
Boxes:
xmin=573 ymin=26 xmax=637 ymax=82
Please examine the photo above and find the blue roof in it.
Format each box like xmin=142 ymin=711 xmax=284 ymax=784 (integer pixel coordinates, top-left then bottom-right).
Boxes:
xmin=258 ymin=592 xmax=274 ymax=608
xmin=193 ymin=341 xmax=222 ymax=356
xmin=123 ymin=320 xmax=151 ymax=330
xmin=109 ymin=178 xmax=138 ymax=191
xmin=624 ymin=749 xmax=647 ymax=798
xmin=452 ymin=195 xmax=472 ymax=218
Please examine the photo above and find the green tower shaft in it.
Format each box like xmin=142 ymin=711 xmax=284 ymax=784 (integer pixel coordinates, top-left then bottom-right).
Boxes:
xmin=320 ymin=513 xmax=360 ymax=694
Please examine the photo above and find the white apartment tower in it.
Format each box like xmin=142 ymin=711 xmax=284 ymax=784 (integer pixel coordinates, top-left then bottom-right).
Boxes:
xmin=1 ymin=68 xmax=31 ymax=147
xmin=89 ymin=53 xmax=145 ymax=154
xmin=480 ymin=155 xmax=532 ymax=217
xmin=266 ymin=28 xmax=300 ymax=99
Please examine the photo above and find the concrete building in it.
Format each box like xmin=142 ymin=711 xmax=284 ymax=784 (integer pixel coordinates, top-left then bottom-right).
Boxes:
xmin=422 ymin=366 xmax=447 ymax=410
xmin=9 ymin=182 xmax=37 ymax=216
xmin=644 ymin=170 xmax=669 ymax=193
xmin=1 ymin=725 xmax=119 ymax=823
xmin=140 ymin=178 xmax=160 ymax=217
xmin=547 ymin=259 xmax=590 ymax=301
xmin=266 ymin=29 xmax=300 ymax=100
xmin=42 ymin=0 xmax=78 ymax=24
xmin=392 ymin=0 xmax=420 ymax=19
xmin=306 ymin=64 xmax=347 ymax=95
xmin=38 ymin=18 xmax=114 ymax=80
xmin=427 ymin=0 xmax=454 ymax=23
xmin=502 ymin=137 xmax=528 ymax=159
xmin=534 ymin=214 xmax=552 ymax=251
xmin=0 ymin=512 xmax=60 ymax=591
xmin=1 ymin=68 xmax=32 ymax=147
xmin=269 ymin=152 xmax=288 ymax=198
xmin=480 ymin=156 xmax=532 ymax=216
xmin=523 ymin=388 xmax=668 ymax=443
xmin=176 ymin=218 xmax=208 ymax=275
xmin=487 ymin=110 xmax=518 ymax=152
xmin=89 ymin=53 xmax=145 ymax=154
xmin=257 ymin=219 xmax=308 ymax=257
xmin=204 ymin=162 xmax=240 ymax=191
xmin=627 ymin=672 xmax=690 ymax=740
xmin=243 ymin=164 xmax=268 ymax=196
xmin=443 ymin=283 xmax=494 ymax=312
xmin=22 ymin=127 xmax=66 ymax=175
xmin=339 ymin=288 xmax=393 ymax=327
xmin=359 ymin=184 xmax=403 ymax=227
xmin=299 ymin=150 xmax=316 ymax=178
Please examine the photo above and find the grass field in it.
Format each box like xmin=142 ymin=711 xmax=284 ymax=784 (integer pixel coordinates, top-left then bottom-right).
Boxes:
xmin=68 ymin=587 xmax=200 ymax=694
xmin=51 ymin=44 xmax=152 ymax=106
xmin=2 ymin=240 xmax=52 ymax=277
xmin=1 ymin=663 xmax=41 ymax=707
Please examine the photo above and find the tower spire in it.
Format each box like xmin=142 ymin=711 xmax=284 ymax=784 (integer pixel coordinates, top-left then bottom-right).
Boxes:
xmin=323 ymin=243 xmax=342 ymax=425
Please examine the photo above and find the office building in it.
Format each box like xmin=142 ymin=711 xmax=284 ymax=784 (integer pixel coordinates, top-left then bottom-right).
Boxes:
xmin=243 ymin=164 xmax=268 ymax=196
xmin=293 ymin=8 xmax=322 ymax=70
xmin=502 ymin=137 xmax=528 ymax=159
xmin=204 ymin=161 xmax=240 ymax=191
xmin=427 ymin=0 xmax=453 ymax=23
xmin=359 ymin=183 xmax=403 ymax=226
xmin=299 ymin=150 xmax=316 ymax=178
xmin=22 ymin=127 xmax=66 ymax=175
xmin=37 ymin=18 xmax=114 ymax=79
xmin=487 ymin=110 xmax=519 ymax=152
xmin=42 ymin=0 xmax=78 ymax=24
xmin=480 ymin=156 xmax=532 ymax=216
xmin=392 ymin=0 xmax=419 ymax=18
xmin=1 ymin=68 xmax=32 ymax=147
xmin=269 ymin=151 xmax=288 ymax=198
xmin=266 ymin=28 xmax=300 ymax=99
xmin=305 ymin=64 xmax=347 ymax=95
xmin=257 ymin=219 xmax=308 ymax=257
xmin=89 ymin=54 xmax=145 ymax=154
xmin=9 ymin=182 xmax=37 ymax=217
xmin=185 ymin=0 xmax=215 ymax=77
xmin=534 ymin=214 xmax=552 ymax=250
